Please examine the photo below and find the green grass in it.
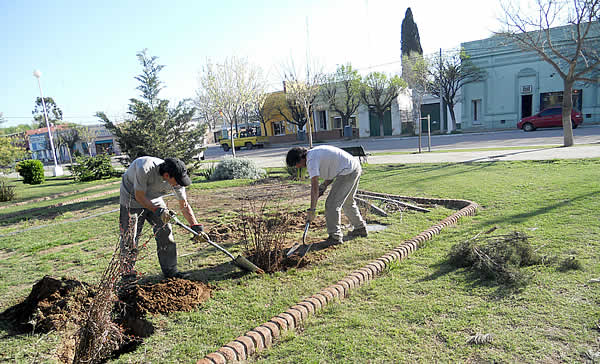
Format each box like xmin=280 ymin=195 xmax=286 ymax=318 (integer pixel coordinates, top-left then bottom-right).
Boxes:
xmin=1 ymin=159 xmax=599 ymax=363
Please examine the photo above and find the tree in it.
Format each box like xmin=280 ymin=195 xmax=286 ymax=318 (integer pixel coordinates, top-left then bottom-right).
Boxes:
xmin=0 ymin=136 xmax=28 ymax=170
xmin=282 ymin=58 xmax=324 ymax=148
xmin=98 ymin=49 xmax=204 ymax=165
xmin=53 ymin=124 xmax=82 ymax=164
xmin=401 ymin=7 xmax=425 ymax=134
xmin=498 ymin=0 xmax=600 ymax=147
xmin=77 ymin=125 xmax=96 ymax=157
xmin=32 ymin=97 xmax=63 ymax=128
xmin=320 ymin=64 xmax=362 ymax=130
xmin=360 ymin=72 xmax=407 ymax=137
xmin=272 ymin=92 xmax=307 ymax=130
xmin=427 ymin=48 xmax=483 ymax=132
xmin=198 ymin=56 xmax=266 ymax=157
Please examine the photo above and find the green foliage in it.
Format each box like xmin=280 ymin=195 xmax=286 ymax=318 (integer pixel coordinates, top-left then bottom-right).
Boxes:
xmin=197 ymin=163 xmax=216 ymax=180
xmin=285 ymin=166 xmax=306 ymax=180
xmin=0 ymin=178 xmax=16 ymax=201
xmin=70 ymin=155 xmax=117 ymax=182
xmin=15 ymin=159 xmax=45 ymax=185
xmin=558 ymin=256 xmax=583 ymax=272
xmin=210 ymin=158 xmax=266 ymax=181
xmin=0 ymin=136 xmax=29 ymax=169
xmin=97 ymin=49 xmax=205 ymax=165
xmin=32 ymin=97 xmax=63 ymax=128
xmin=448 ymin=231 xmax=540 ymax=286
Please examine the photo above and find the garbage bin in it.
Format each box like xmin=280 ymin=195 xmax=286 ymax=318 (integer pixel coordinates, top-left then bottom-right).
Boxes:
xmin=343 ymin=125 xmax=353 ymax=138
xmin=297 ymin=130 xmax=306 ymax=141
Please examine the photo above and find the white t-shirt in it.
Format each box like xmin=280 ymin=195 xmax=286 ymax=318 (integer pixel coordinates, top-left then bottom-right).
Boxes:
xmin=306 ymin=145 xmax=360 ymax=180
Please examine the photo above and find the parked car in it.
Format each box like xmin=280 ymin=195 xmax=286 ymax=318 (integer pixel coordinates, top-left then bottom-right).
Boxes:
xmin=517 ymin=106 xmax=583 ymax=132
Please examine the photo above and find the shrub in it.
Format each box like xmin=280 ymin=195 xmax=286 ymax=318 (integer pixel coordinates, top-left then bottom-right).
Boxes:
xmin=285 ymin=166 xmax=306 ymax=180
xmin=70 ymin=155 xmax=117 ymax=182
xmin=197 ymin=163 xmax=216 ymax=180
xmin=16 ymin=159 xmax=45 ymax=185
xmin=0 ymin=178 xmax=16 ymax=201
xmin=210 ymin=158 xmax=265 ymax=181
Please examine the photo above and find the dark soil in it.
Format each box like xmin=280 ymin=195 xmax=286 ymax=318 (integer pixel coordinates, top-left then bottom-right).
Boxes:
xmin=0 ymin=275 xmax=212 ymax=363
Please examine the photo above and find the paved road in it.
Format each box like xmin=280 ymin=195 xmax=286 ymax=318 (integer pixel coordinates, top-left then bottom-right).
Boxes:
xmin=205 ymin=124 xmax=600 ymax=168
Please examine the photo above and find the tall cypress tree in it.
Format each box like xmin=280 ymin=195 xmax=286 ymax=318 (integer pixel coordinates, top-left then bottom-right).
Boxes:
xmin=401 ymin=8 xmax=423 ymax=58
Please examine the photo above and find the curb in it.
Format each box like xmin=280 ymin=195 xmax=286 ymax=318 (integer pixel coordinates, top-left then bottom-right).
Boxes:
xmin=197 ymin=192 xmax=479 ymax=363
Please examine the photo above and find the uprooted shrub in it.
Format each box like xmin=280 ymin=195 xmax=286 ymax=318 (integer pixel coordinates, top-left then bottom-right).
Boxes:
xmin=16 ymin=159 xmax=45 ymax=184
xmin=448 ymin=231 xmax=541 ymax=286
xmin=70 ymin=154 xmax=117 ymax=182
xmin=210 ymin=158 xmax=265 ymax=181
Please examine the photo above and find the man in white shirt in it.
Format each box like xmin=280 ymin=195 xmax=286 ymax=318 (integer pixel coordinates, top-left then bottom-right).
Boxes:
xmin=286 ymin=145 xmax=367 ymax=245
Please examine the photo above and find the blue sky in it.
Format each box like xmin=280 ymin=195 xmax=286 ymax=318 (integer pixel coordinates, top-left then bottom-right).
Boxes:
xmin=0 ymin=0 xmax=502 ymax=127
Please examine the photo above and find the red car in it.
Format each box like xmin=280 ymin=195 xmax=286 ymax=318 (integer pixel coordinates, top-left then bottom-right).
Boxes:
xmin=518 ymin=106 xmax=583 ymax=132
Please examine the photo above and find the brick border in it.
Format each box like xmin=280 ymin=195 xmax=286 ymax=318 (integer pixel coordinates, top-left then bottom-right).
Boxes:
xmin=197 ymin=192 xmax=478 ymax=363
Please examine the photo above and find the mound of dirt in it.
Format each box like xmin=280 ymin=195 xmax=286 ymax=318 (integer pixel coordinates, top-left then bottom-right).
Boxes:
xmin=122 ymin=278 xmax=211 ymax=316
xmin=0 ymin=275 xmax=94 ymax=334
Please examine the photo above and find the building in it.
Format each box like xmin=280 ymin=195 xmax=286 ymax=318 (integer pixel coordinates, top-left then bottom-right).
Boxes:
xmin=461 ymin=25 xmax=600 ymax=131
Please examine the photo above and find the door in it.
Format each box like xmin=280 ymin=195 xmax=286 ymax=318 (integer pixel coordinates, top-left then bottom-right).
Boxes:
xmin=521 ymin=95 xmax=532 ymax=119
xmin=369 ymin=110 xmax=392 ymax=136
xmin=420 ymin=103 xmax=441 ymax=132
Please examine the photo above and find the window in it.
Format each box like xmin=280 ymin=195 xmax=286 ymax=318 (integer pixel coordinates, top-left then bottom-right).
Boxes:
xmin=540 ymin=108 xmax=561 ymax=116
xmin=332 ymin=116 xmax=356 ymax=129
xmin=318 ymin=111 xmax=327 ymax=130
xmin=272 ymin=121 xmax=285 ymax=136
xmin=472 ymin=99 xmax=482 ymax=124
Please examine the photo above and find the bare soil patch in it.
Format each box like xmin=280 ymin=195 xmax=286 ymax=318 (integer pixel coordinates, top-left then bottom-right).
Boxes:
xmin=0 ymin=275 xmax=211 ymax=363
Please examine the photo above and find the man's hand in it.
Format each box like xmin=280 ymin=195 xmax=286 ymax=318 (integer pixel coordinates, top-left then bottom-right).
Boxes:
xmin=189 ymin=224 xmax=206 ymax=242
xmin=154 ymin=207 xmax=172 ymax=224
xmin=318 ymin=184 xmax=327 ymax=197
xmin=307 ymin=208 xmax=316 ymax=223
xmin=193 ymin=231 xmax=209 ymax=243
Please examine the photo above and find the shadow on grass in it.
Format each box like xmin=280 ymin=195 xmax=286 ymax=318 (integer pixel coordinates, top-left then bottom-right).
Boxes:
xmin=481 ymin=189 xmax=600 ymax=226
xmin=0 ymin=195 xmax=120 ymax=226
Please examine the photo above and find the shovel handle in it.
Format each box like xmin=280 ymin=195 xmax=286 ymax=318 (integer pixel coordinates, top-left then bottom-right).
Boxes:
xmin=172 ymin=217 xmax=235 ymax=260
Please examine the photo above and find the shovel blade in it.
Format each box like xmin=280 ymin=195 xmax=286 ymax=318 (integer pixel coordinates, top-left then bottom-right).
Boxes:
xmin=286 ymin=243 xmax=302 ymax=257
xmin=234 ymin=255 xmax=264 ymax=274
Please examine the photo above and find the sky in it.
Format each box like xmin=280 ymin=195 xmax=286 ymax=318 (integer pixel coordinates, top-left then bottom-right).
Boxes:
xmin=0 ymin=0 xmax=504 ymax=127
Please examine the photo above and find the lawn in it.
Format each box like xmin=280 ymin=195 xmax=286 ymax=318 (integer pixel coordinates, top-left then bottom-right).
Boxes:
xmin=1 ymin=159 xmax=599 ymax=363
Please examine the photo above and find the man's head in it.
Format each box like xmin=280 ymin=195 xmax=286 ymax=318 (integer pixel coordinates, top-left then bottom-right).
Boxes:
xmin=286 ymin=147 xmax=308 ymax=168
xmin=159 ymin=158 xmax=191 ymax=187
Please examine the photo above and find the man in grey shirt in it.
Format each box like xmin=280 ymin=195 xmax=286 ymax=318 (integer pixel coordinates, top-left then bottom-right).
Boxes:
xmin=119 ymin=156 xmax=202 ymax=283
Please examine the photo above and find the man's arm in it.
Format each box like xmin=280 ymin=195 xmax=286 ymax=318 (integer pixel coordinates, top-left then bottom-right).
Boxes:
xmin=310 ymin=176 xmax=320 ymax=210
xmin=135 ymin=190 xmax=160 ymax=211
xmin=179 ymin=198 xmax=199 ymax=226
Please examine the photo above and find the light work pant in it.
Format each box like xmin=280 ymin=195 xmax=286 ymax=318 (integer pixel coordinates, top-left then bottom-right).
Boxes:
xmin=325 ymin=168 xmax=367 ymax=240
xmin=119 ymin=200 xmax=178 ymax=277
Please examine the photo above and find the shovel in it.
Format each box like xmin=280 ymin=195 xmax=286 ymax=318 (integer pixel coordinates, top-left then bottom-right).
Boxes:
xmin=287 ymin=221 xmax=310 ymax=257
xmin=172 ymin=217 xmax=264 ymax=274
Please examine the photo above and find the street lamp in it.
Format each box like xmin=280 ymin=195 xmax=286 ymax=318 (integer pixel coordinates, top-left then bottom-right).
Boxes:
xmin=33 ymin=69 xmax=63 ymax=176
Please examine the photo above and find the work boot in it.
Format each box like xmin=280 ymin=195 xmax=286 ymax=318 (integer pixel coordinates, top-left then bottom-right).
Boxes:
xmin=165 ymin=271 xmax=191 ymax=280
xmin=324 ymin=235 xmax=343 ymax=246
xmin=347 ymin=226 xmax=368 ymax=238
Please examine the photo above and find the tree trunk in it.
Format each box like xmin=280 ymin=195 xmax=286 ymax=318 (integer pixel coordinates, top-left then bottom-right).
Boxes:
xmin=304 ymin=105 xmax=312 ymax=149
xmin=230 ymin=123 xmax=236 ymax=157
xmin=562 ymin=79 xmax=575 ymax=147
xmin=447 ymin=103 xmax=457 ymax=132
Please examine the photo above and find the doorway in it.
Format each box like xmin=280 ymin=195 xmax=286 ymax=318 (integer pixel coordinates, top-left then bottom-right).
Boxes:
xmin=521 ymin=94 xmax=532 ymax=118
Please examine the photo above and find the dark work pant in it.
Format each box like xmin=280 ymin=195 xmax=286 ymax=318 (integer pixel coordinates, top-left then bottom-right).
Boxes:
xmin=119 ymin=202 xmax=178 ymax=277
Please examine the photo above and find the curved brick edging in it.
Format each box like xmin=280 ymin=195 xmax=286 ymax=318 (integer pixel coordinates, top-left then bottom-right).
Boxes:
xmin=197 ymin=193 xmax=479 ymax=364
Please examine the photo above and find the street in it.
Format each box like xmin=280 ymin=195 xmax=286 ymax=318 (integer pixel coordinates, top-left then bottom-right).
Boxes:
xmin=204 ymin=124 xmax=600 ymax=167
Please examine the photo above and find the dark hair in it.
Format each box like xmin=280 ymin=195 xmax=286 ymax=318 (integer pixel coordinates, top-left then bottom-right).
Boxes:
xmin=286 ymin=147 xmax=308 ymax=167
xmin=159 ymin=158 xmax=191 ymax=186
